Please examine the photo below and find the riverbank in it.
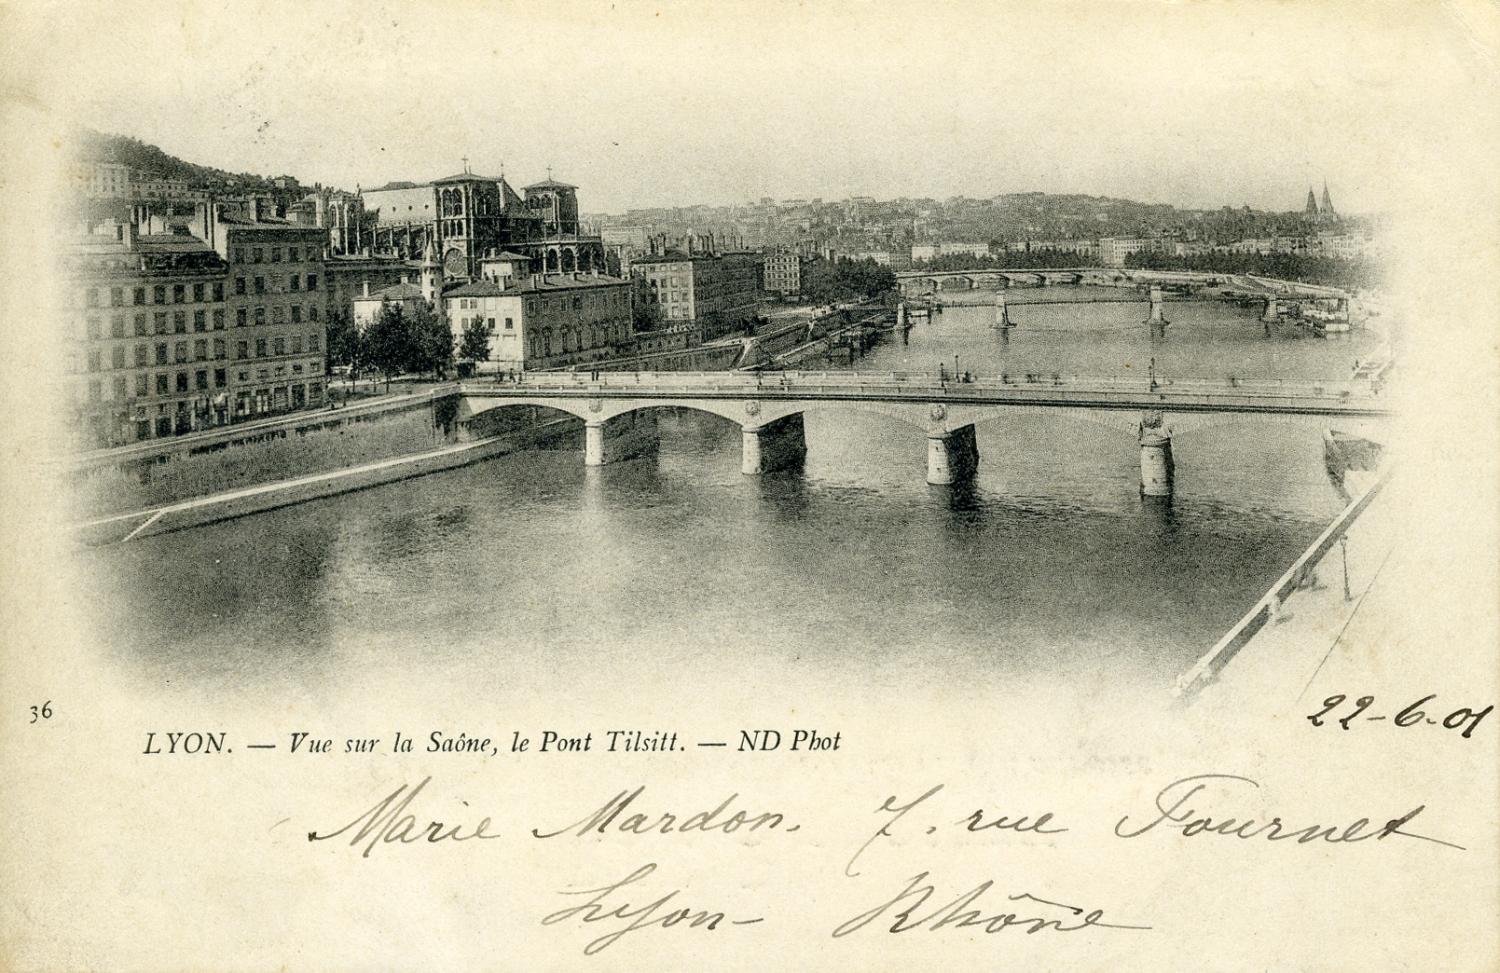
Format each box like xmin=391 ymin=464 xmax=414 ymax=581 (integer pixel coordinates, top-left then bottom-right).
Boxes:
xmin=71 ymin=416 xmax=577 ymax=546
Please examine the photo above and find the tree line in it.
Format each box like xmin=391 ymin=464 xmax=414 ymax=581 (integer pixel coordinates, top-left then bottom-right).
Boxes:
xmin=1123 ymin=250 xmax=1380 ymax=290
xmin=325 ymin=303 xmax=475 ymax=389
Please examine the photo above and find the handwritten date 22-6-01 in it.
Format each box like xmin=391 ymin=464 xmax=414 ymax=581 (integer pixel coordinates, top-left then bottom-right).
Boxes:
xmin=1307 ymin=693 xmax=1491 ymax=737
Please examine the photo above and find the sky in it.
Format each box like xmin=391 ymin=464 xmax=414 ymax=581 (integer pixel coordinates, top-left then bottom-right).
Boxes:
xmin=12 ymin=0 xmax=1500 ymax=216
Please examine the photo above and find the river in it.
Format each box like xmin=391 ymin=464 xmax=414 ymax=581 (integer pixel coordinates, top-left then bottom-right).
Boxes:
xmin=78 ymin=289 xmax=1382 ymax=699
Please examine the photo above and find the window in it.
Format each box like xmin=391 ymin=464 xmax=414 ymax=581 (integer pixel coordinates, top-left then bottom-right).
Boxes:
xmin=110 ymin=315 xmax=125 ymax=338
xmin=255 ymin=338 xmax=267 ymax=357
xmin=213 ymin=338 xmax=225 ymax=360
xmin=237 ymin=371 xmax=248 ymax=382
xmin=194 ymin=310 xmax=206 ymax=332
xmin=214 ymin=368 xmax=226 ymax=388
xmin=291 ymin=335 xmax=303 ymax=354
xmin=176 ymin=372 xmax=188 ymax=393
xmin=135 ymin=374 xmax=148 ymax=396
xmin=154 ymin=312 xmax=167 ymax=334
xmin=236 ymin=308 xmax=247 ymax=327
xmin=85 ymin=288 xmax=101 ymax=308
xmin=174 ymin=341 xmax=188 ymax=363
xmin=213 ymin=282 xmax=224 ymax=302
xmin=213 ymin=309 xmax=225 ymax=330
xmin=193 ymin=283 xmax=205 ymax=302
xmin=291 ymin=305 xmax=302 ymax=323
xmin=195 ymin=370 xmax=209 ymax=391
xmin=273 ymin=337 xmax=286 ymax=356
xmin=235 ymin=277 xmax=246 ymax=296
xmin=134 ymin=345 xmax=148 ymax=367
xmin=153 ymin=285 xmax=166 ymax=304
xmin=155 ymin=343 xmax=168 ymax=365
xmin=254 ymin=307 xmax=266 ymax=326
xmin=133 ymin=313 xmax=147 ymax=336
xmin=290 ymin=274 xmax=300 ymax=292
xmin=272 ymin=306 xmax=284 ymax=325
xmin=254 ymin=276 xmax=265 ymax=295
xmin=306 ymin=274 xmax=317 ymax=291
xmin=113 ymin=377 xmax=127 ymax=400
xmin=271 ymin=274 xmax=283 ymax=292
xmin=233 ymin=248 xmax=245 ymax=263
xmin=111 ymin=346 xmax=125 ymax=369
xmin=132 ymin=287 xmax=146 ymax=305
xmin=173 ymin=284 xmax=185 ymax=304
xmin=193 ymin=339 xmax=207 ymax=360
xmin=289 ymin=246 xmax=300 ymax=262
xmin=173 ymin=311 xmax=186 ymax=334
xmin=110 ymin=287 xmax=124 ymax=307
xmin=308 ymin=333 xmax=320 ymax=352
xmin=271 ymin=247 xmax=281 ymax=263
xmin=156 ymin=374 xmax=168 ymax=396
xmin=252 ymin=248 xmax=263 ymax=263
xmin=309 ymin=306 xmax=319 ymax=322
xmin=236 ymin=341 xmax=248 ymax=359
xmin=505 ymin=316 xmax=514 ymax=330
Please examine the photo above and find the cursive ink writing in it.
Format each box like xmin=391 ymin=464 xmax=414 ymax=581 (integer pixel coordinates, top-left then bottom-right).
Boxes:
xmin=845 ymin=784 xmax=943 ymax=877
xmin=833 ymin=871 xmax=1150 ymax=937
xmin=1114 ymin=774 xmax=1466 ymax=850
xmin=542 ymin=862 xmax=764 ymax=955
xmin=531 ymin=785 xmax=792 ymax=839
xmin=306 ymin=777 xmax=502 ymax=858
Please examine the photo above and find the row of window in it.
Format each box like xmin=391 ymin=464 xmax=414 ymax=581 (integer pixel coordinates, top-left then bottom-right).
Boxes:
xmin=231 ymin=245 xmax=318 ymax=265
xmin=84 ymin=302 xmax=322 ymax=339
xmin=233 ymin=273 xmax=319 ymax=296
xmin=85 ymin=281 xmax=226 ymax=308
xmin=85 ymin=366 xmax=322 ymax=404
xmin=83 ymin=333 xmax=323 ymax=371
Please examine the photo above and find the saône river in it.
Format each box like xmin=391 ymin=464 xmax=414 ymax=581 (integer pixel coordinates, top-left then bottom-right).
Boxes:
xmin=81 ymin=287 xmax=1382 ymax=699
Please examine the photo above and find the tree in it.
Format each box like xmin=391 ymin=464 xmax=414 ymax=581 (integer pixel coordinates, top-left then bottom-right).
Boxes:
xmin=324 ymin=307 xmax=360 ymax=381
xmin=458 ymin=319 xmax=495 ymax=372
xmin=409 ymin=303 xmax=454 ymax=379
xmin=363 ymin=304 xmax=416 ymax=391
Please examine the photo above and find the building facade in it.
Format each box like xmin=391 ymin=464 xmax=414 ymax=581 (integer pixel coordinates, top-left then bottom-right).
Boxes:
xmin=631 ymin=251 xmax=763 ymax=341
xmin=762 ymin=248 xmax=804 ymax=297
xmin=217 ymin=218 xmax=329 ymax=421
xmin=445 ymin=273 xmax=633 ymax=372
xmin=61 ymin=221 xmax=230 ymax=448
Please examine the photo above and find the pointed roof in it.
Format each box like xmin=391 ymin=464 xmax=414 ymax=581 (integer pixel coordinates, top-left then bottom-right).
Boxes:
xmin=421 ymin=236 xmax=440 ymax=266
xmin=524 ymin=177 xmax=577 ymax=191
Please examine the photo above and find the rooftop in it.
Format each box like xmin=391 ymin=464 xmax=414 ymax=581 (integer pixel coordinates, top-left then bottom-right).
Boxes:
xmin=353 ymin=281 xmax=426 ymax=302
xmin=446 ymin=273 xmax=628 ymax=298
xmin=524 ymin=178 xmax=577 ymax=191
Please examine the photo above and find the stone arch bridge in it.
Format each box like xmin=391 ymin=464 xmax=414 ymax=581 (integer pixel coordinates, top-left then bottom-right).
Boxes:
xmin=455 ymin=371 xmax=1391 ymax=497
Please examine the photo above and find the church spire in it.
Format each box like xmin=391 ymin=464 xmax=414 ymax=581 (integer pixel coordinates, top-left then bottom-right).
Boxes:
xmin=1304 ymin=186 xmax=1319 ymax=216
xmin=1320 ymin=180 xmax=1335 ymax=218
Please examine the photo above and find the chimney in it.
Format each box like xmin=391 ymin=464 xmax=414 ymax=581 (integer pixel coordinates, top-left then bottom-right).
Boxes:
xmin=363 ymin=281 xmax=370 ymax=298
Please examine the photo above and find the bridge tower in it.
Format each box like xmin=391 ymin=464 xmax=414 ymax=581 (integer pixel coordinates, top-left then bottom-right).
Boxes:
xmin=1138 ymin=411 xmax=1174 ymax=499
xmin=1146 ymin=285 xmax=1167 ymax=338
xmin=993 ymin=290 xmax=1012 ymax=329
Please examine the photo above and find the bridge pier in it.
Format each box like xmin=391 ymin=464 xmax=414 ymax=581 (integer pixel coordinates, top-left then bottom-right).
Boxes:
xmin=741 ymin=412 xmax=806 ymax=475
xmin=993 ymin=290 xmax=1011 ymax=329
xmin=1137 ymin=411 xmax=1174 ymax=499
xmin=584 ymin=412 xmax=659 ymax=467
xmin=1146 ymin=285 xmax=1168 ymax=338
xmin=927 ymin=425 xmax=979 ymax=485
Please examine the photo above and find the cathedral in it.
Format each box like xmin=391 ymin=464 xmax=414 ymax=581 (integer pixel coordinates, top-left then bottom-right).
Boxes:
xmin=1303 ymin=181 xmax=1337 ymax=222
xmin=352 ymin=164 xmax=607 ymax=281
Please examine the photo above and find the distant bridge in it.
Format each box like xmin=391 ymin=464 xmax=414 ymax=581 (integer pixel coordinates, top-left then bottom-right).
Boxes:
xmin=456 ymin=370 xmax=1390 ymax=495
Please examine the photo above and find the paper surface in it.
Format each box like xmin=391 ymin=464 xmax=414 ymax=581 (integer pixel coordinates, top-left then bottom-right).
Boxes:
xmin=2 ymin=2 xmax=1498 ymax=970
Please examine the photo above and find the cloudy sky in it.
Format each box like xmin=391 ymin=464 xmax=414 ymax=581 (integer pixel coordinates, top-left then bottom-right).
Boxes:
xmin=15 ymin=0 xmax=1500 ymax=215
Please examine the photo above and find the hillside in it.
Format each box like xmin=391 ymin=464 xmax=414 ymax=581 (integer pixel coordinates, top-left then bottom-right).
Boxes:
xmin=73 ymin=128 xmax=315 ymax=194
